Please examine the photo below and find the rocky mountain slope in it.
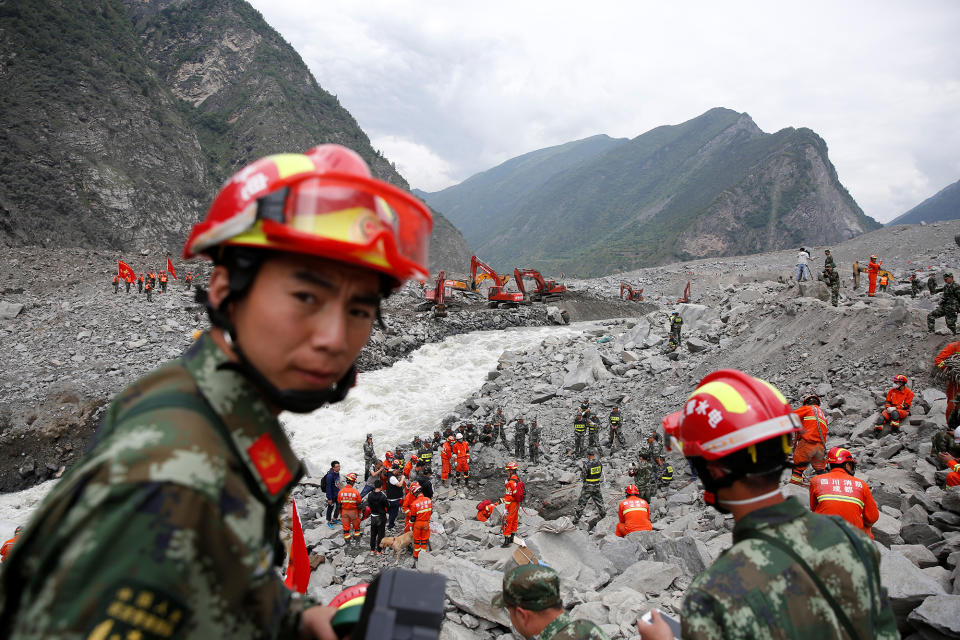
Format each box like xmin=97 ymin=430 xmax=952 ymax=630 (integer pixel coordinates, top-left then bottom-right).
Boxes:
xmin=0 ymin=0 xmax=471 ymax=270
xmin=420 ymin=108 xmax=880 ymax=277
xmin=2 ymin=223 xmax=959 ymax=638
xmin=889 ymin=178 xmax=960 ymax=226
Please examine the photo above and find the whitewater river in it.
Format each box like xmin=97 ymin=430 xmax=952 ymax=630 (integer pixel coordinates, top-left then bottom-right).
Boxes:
xmin=0 ymin=323 xmax=582 ymax=536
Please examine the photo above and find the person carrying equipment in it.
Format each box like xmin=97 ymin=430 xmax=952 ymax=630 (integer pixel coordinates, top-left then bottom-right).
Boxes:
xmin=572 ymin=449 xmax=605 ymax=527
xmin=440 ymin=435 xmax=454 ymax=486
xmin=866 ymin=254 xmax=882 ymax=297
xmin=809 ymin=448 xmax=879 ymax=538
xmin=607 ymin=406 xmax=626 ymax=451
xmin=874 ymin=374 xmax=913 ymax=438
xmin=453 ymin=433 xmax=470 ymax=486
xmin=639 ymin=368 xmax=897 ymax=640
xmin=410 ymin=483 xmax=433 ymax=560
xmin=338 ymin=472 xmax=362 ymax=544
xmin=790 ymin=393 xmax=828 ymax=486
xmin=616 ymin=485 xmax=652 ymax=536
xmin=499 ymin=462 xmax=522 ymax=547
xmin=928 ymin=271 xmax=960 ymax=334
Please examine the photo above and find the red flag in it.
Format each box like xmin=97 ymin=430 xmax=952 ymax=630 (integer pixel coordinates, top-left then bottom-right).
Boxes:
xmin=284 ymin=498 xmax=311 ymax=594
xmin=166 ymin=258 xmax=178 ymax=280
xmin=118 ymin=260 xmax=136 ymax=281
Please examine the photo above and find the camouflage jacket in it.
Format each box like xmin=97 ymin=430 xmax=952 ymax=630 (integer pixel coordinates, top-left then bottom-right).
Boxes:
xmin=823 ymin=255 xmax=836 ymax=269
xmin=823 ymin=269 xmax=840 ymax=288
xmin=540 ymin=612 xmax=609 ymax=640
xmin=644 ymin=440 xmax=664 ymax=461
xmin=682 ymin=497 xmax=897 ymax=640
xmin=529 ymin=425 xmax=542 ymax=444
xmin=938 ymin=281 xmax=960 ymax=308
xmin=363 ymin=441 xmax=376 ymax=460
xmin=633 ymin=461 xmax=656 ymax=489
xmin=0 ymin=333 xmax=312 ymax=639
xmin=932 ymin=430 xmax=960 ymax=459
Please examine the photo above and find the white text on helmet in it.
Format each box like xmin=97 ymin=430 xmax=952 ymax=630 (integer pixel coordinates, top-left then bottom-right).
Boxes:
xmin=240 ymin=173 xmax=269 ymax=201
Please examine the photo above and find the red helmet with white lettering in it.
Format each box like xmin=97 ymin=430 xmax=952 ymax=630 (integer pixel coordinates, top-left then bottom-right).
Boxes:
xmin=893 ymin=374 xmax=908 ymax=385
xmin=625 ymin=485 xmax=640 ymax=496
xmin=826 ymin=447 xmax=856 ymax=465
xmin=662 ymin=369 xmax=799 ymax=461
xmin=345 ymin=472 xmax=358 ymax=483
xmin=183 ymin=144 xmax=432 ymax=288
xmin=505 ymin=461 xmax=518 ymax=471
xmin=409 ymin=482 xmax=421 ymax=495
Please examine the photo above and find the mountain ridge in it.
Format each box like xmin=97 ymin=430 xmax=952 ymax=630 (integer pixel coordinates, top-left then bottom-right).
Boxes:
xmin=888 ymin=178 xmax=960 ymax=226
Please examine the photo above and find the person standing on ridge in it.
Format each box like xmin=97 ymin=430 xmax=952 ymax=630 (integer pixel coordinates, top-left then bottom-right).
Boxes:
xmin=809 ymin=447 xmax=879 ymax=538
xmin=137 ymin=272 xmax=144 ymax=293
xmin=874 ymin=374 xmax=913 ymax=438
xmin=852 ymin=259 xmax=861 ymax=290
xmin=790 ymin=393 xmax=828 ymax=486
xmin=616 ymin=485 xmax=652 ymax=537
xmin=112 ymin=274 xmax=119 ymax=294
xmin=878 ymin=272 xmax=888 ymax=292
xmin=669 ymin=311 xmax=683 ymax=348
xmin=160 ymin=271 xmax=168 ymax=293
xmin=822 ymin=264 xmax=840 ymax=307
xmin=795 ymin=247 xmax=813 ymax=282
xmin=638 ymin=368 xmax=897 ymax=640
xmin=928 ymin=271 xmax=960 ymax=334
xmin=573 ymin=411 xmax=586 ymax=456
xmin=823 ymin=249 xmax=835 ymax=270
xmin=928 ymin=272 xmax=939 ymax=295
xmin=866 ymin=254 xmax=882 ymax=297
xmin=911 ymin=272 xmax=921 ymax=298
xmin=0 ymin=144 xmax=433 ymax=639
xmin=572 ymin=449 xmax=605 ymax=528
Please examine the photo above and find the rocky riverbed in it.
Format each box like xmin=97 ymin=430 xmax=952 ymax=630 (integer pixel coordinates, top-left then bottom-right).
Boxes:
xmin=2 ymin=221 xmax=960 ymax=638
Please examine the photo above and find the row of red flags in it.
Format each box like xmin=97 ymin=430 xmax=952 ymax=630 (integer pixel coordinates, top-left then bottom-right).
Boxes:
xmin=117 ymin=258 xmax=178 ymax=281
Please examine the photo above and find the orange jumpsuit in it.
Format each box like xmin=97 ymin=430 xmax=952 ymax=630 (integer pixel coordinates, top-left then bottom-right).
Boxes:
xmin=337 ymin=484 xmax=362 ymax=540
xmin=809 ymin=468 xmax=879 ymax=538
xmin=453 ymin=441 xmax=470 ymax=478
xmin=403 ymin=460 xmax=414 ymax=478
xmin=867 ymin=259 xmax=881 ymax=296
xmin=935 ymin=341 xmax=960 ymax=422
xmin=411 ymin=495 xmax=433 ymax=558
xmin=477 ymin=501 xmax=494 ymax=522
xmin=791 ymin=405 xmax=828 ymax=483
xmin=615 ymin=497 xmax=652 ymax=537
xmin=440 ymin=442 xmax=453 ymax=481
xmin=944 ymin=456 xmax=960 ymax=487
xmin=877 ymin=386 xmax=913 ymax=430
xmin=1 ymin=535 xmax=18 ymax=563
xmin=402 ymin=488 xmax=416 ymax=533
xmin=501 ymin=475 xmax=520 ymax=536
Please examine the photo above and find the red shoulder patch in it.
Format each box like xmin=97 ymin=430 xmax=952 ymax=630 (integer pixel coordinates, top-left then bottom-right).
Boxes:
xmin=248 ymin=433 xmax=292 ymax=494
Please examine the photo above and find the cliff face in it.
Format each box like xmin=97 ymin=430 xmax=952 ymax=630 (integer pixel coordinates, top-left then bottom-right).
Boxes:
xmin=0 ymin=0 xmax=471 ymax=271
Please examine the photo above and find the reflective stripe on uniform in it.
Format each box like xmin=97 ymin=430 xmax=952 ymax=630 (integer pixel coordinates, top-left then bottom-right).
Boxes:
xmin=622 ymin=507 xmax=648 ymax=514
xmin=816 ymin=494 xmax=865 ymax=508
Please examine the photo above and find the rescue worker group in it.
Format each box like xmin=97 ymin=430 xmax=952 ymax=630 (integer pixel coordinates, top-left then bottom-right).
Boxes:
xmin=3 ymin=143 xmax=959 ymax=640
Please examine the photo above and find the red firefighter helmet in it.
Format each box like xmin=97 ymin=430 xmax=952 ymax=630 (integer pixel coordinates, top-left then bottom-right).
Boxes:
xmin=384 ymin=451 xmax=394 ymax=460
xmin=183 ymin=144 xmax=432 ymax=288
xmin=409 ymin=454 xmax=418 ymax=463
xmin=826 ymin=447 xmax=856 ymax=465
xmin=345 ymin=472 xmax=358 ymax=483
xmin=662 ymin=369 xmax=799 ymax=461
xmin=409 ymin=482 xmax=422 ymax=495
xmin=625 ymin=484 xmax=640 ymax=496
xmin=505 ymin=461 xmax=519 ymax=471
xmin=893 ymin=374 xmax=908 ymax=385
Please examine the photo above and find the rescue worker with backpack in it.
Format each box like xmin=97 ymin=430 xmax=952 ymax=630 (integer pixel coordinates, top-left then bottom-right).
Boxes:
xmin=790 ymin=393 xmax=828 ymax=486
xmin=809 ymin=447 xmax=879 ymax=538
xmin=498 ymin=462 xmax=524 ymax=547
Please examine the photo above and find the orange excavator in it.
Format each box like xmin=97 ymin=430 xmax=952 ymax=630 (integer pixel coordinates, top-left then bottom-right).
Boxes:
xmin=514 ymin=268 xmax=567 ymax=303
xmin=620 ymin=282 xmax=643 ymax=301
xmin=677 ymin=281 xmax=691 ymax=303
xmin=471 ymin=256 xmax=524 ymax=307
xmin=423 ymin=270 xmax=451 ymax=318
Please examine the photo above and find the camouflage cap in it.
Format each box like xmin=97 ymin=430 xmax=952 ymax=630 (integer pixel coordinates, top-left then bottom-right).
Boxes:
xmin=491 ymin=564 xmax=561 ymax=611
xmin=945 ymin=272 xmax=954 ymax=279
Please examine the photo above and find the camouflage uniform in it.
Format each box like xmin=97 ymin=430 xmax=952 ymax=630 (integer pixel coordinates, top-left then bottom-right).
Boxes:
xmin=644 ymin=436 xmax=664 ymax=462
xmin=494 ymin=411 xmax=509 ymax=447
xmin=479 ymin=424 xmax=494 ymax=445
xmin=528 ymin=422 xmax=542 ymax=463
xmin=0 ymin=333 xmax=313 ymax=638
xmin=585 ymin=411 xmax=599 ymax=448
xmin=632 ymin=458 xmax=657 ymax=501
xmin=606 ymin=409 xmax=625 ymax=450
xmin=822 ymin=268 xmax=840 ymax=307
xmin=928 ymin=274 xmax=938 ymax=295
xmin=911 ymin=275 xmax=921 ymax=298
xmin=363 ymin=439 xmax=377 ymax=480
xmin=928 ymin=278 xmax=960 ymax=334
xmin=492 ymin=565 xmax=608 ymax=640
xmin=681 ymin=497 xmax=898 ymax=640
xmin=573 ymin=413 xmax=586 ymax=456
xmin=573 ymin=457 xmax=605 ymax=522
xmin=514 ymin=421 xmax=528 ymax=460
xmin=670 ymin=314 xmax=683 ymax=344
xmin=823 ymin=252 xmax=835 ymax=270
xmin=931 ymin=429 xmax=960 ymax=467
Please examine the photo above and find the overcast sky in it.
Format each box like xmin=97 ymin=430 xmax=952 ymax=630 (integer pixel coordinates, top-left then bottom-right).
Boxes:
xmin=249 ymin=0 xmax=959 ymax=223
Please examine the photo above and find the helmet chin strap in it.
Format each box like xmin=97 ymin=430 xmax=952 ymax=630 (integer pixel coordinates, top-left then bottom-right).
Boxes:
xmin=218 ymin=331 xmax=356 ymax=414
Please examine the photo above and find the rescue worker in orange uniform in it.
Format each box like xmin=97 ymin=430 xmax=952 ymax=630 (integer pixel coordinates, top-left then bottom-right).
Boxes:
xmin=809 ymin=448 xmax=879 ymax=538
xmin=410 ymin=483 xmax=433 ymax=560
xmin=616 ymin=485 xmax=652 ymax=537
xmin=476 ymin=499 xmax=494 ymax=522
xmin=401 ymin=479 xmax=417 ymax=533
xmin=498 ymin=462 xmax=521 ymax=547
xmin=1 ymin=526 xmax=22 ymax=563
xmin=453 ymin=432 xmax=470 ymax=486
xmin=402 ymin=454 xmax=418 ymax=479
xmin=159 ymin=271 xmax=168 ymax=293
xmin=383 ymin=450 xmax=395 ymax=469
xmin=939 ymin=452 xmax=960 ymax=487
xmin=790 ymin=393 xmax=828 ymax=486
xmin=874 ymin=374 xmax=913 ymax=438
xmin=866 ymin=255 xmax=882 ymax=297
xmin=878 ymin=273 xmax=888 ymax=292
xmin=934 ymin=341 xmax=960 ymax=423
xmin=440 ymin=435 xmax=454 ymax=486
xmin=111 ymin=274 xmax=120 ymax=294
xmin=337 ymin=472 xmax=363 ymax=544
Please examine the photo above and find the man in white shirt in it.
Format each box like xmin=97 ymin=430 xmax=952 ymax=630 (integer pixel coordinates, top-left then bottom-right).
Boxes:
xmin=796 ymin=247 xmax=814 ymax=282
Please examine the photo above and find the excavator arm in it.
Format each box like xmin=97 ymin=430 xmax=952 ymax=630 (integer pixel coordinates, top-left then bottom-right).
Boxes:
xmin=470 ymin=255 xmax=510 ymax=291
xmin=514 ymin=267 xmax=566 ymax=302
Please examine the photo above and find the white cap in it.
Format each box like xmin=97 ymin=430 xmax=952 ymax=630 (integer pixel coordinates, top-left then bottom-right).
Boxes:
xmin=954 ymin=426 xmax=960 ymax=443
xmin=456 ymin=432 xmax=463 ymax=439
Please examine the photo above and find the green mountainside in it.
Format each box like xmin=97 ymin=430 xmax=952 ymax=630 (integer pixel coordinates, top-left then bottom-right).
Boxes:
xmin=421 ymin=108 xmax=879 ymax=276
xmin=888 ymin=179 xmax=960 ymax=225
xmin=0 ymin=0 xmax=470 ymax=270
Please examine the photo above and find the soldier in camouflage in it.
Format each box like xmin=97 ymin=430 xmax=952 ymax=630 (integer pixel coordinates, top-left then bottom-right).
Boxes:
xmin=644 ymin=431 xmax=664 ymax=461
xmin=928 ymin=273 xmax=938 ymax=295
xmin=492 ymin=564 xmax=608 ymax=640
xmin=931 ymin=426 xmax=960 ymax=468
xmin=586 ymin=411 xmax=599 ymax=448
xmin=514 ymin=418 xmax=528 ymax=460
xmin=822 ymin=264 xmax=840 ymax=307
xmin=0 ymin=145 xmax=434 ymax=639
xmin=911 ymin=272 xmax=921 ymax=298
xmin=494 ymin=408 xmax=509 ymax=447
xmin=363 ymin=433 xmax=377 ymax=480
xmin=528 ymin=420 xmax=542 ymax=464
xmin=928 ymin=271 xmax=960 ymax=334
xmin=606 ymin=406 xmax=625 ymax=451
xmin=572 ymin=450 xmax=605 ymax=527
xmin=630 ymin=451 xmax=657 ymax=501
xmin=823 ymin=248 xmax=835 ymax=270
xmin=638 ymin=368 xmax=897 ymax=640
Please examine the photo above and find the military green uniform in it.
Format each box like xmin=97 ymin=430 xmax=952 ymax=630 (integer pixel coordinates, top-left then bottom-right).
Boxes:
xmin=573 ymin=457 xmax=605 ymax=522
xmin=681 ymin=498 xmax=897 ymax=640
xmin=823 ymin=253 xmax=835 ymax=270
xmin=494 ymin=411 xmax=509 ymax=447
xmin=644 ymin=437 xmax=664 ymax=462
xmin=633 ymin=458 xmax=657 ymax=501
xmin=540 ymin=613 xmax=608 ymax=640
xmin=606 ymin=410 xmax=625 ymax=450
xmin=928 ymin=278 xmax=960 ymax=334
xmin=479 ymin=425 xmax=494 ymax=444
xmin=931 ymin=429 xmax=960 ymax=467
xmin=586 ymin=412 xmax=599 ymax=448
xmin=670 ymin=313 xmax=683 ymax=345
xmin=363 ymin=439 xmax=377 ymax=479
xmin=0 ymin=333 xmax=313 ymax=638
xmin=823 ymin=268 xmax=840 ymax=306
xmin=911 ymin=275 xmax=921 ymax=298
xmin=514 ymin=421 xmax=528 ymax=459
xmin=528 ymin=422 xmax=542 ymax=463
xmin=928 ymin=274 xmax=938 ymax=295
xmin=573 ymin=414 xmax=586 ymax=455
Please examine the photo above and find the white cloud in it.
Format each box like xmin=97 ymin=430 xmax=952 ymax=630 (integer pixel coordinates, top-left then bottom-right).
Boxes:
xmin=250 ymin=0 xmax=960 ymax=222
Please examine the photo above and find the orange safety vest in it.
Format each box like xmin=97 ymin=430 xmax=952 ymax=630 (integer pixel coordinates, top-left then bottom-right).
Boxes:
xmin=879 ymin=275 xmax=888 ymax=285
xmin=1 ymin=535 xmax=18 ymax=563
xmin=793 ymin=405 xmax=828 ymax=444
xmin=617 ymin=497 xmax=652 ymax=532
xmin=809 ymin=468 xmax=879 ymax=537
xmin=337 ymin=485 xmax=361 ymax=510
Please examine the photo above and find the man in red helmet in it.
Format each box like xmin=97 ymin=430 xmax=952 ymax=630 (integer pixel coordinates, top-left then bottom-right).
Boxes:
xmin=789 ymin=393 xmax=828 ymax=486
xmin=409 ymin=483 xmax=433 ymax=560
xmin=810 ymin=447 xmax=879 ymax=538
xmin=874 ymin=374 xmax=913 ymax=438
xmin=0 ymin=145 xmax=432 ymax=639
xmin=638 ymin=369 xmax=896 ymax=640
xmin=615 ymin=485 xmax=652 ymax=537
xmin=337 ymin=472 xmax=362 ymax=544
xmin=499 ymin=462 xmax=522 ymax=547
xmin=440 ymin=434 xmax=454 ymax=486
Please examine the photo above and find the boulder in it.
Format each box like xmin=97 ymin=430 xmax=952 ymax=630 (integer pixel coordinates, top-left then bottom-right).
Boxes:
xmin=685 ymin=337 xmax=710 ymax=353
xmin=890 ymin=544 xmax=939 ymax=569
xmin=646 ymin=532 xmax=713 ymax=576
xmin=545 ymin=306 xmax=568 ymax=325
xmin=675 ymin=303 xmax=719 ymax=330
xmin=415 ymin=554 xmax=511 ymax=627
xmin=599 ymin=588 xmax=651 ymax=632
xmin=598 ymin=537 xmax=640 ymax=573
xmin=941 ymin=488 xmax=960 ymax=515
xmin=440 ymin=621 xmax=486 ymax=640
xmin=618 ymin=318 xmax=650 ymax=345
xmin=796 ymin=281 xmax=830 ymax=302
xmin=877 ymin=544 xmax=946 ymax=629
xmin=0 ymin=301 xmax=24 ymax=319
xmin=525 ymin=529 xmax=616 ymax=592
xmin=901 ymin=523 xmax=943 ymax=547
xmin=605 ymin=560 xmax=682 ymax=595
xmin=562 ymin=348 xmax=613 ymax=391
xmin=906 ymin=594 xmax=960 ymax=638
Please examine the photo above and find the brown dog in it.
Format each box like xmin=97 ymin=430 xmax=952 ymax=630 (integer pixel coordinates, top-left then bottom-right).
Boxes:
xmin=379 ymin=531 xmax=414 ymax=555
